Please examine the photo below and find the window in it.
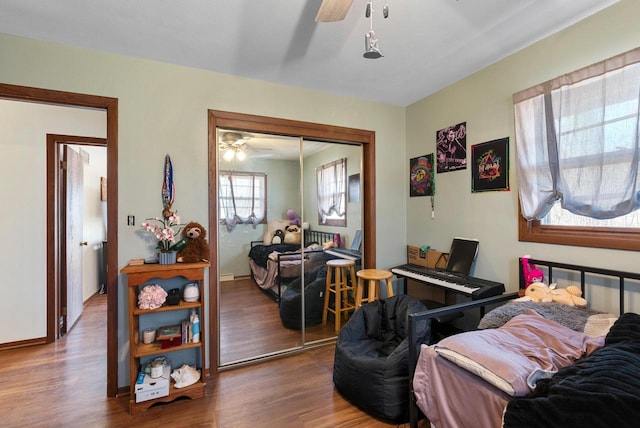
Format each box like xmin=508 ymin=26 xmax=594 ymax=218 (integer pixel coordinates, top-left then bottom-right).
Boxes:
xmin=219 ymin=171 xmax=266 ymax=230
xmin=514 ymin=47 xmax=640 ymax=251
xmin=317 ymin=158 xmax=347 ymax=227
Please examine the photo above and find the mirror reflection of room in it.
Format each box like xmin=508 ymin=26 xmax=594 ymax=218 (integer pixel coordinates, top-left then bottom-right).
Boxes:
xmin=217 ymin=129 xmax=362 ymax=366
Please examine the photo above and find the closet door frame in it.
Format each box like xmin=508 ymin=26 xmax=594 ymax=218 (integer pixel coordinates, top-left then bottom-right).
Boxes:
xmin=208 ymin=109 xmax=376 ymax=373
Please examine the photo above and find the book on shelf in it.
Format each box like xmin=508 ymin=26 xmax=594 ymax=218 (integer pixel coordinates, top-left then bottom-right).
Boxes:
xmin=181 ymin=320 xmax=188 ymax=344
xmin=180 ymin=319 xmax=194 ymax=344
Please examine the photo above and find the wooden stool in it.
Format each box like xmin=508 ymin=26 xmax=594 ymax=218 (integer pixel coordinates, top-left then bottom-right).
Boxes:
xmin=355 ymin=269 xmax=394 ymax=308
xmin=322 ymin=259 xmax=357 ymax=333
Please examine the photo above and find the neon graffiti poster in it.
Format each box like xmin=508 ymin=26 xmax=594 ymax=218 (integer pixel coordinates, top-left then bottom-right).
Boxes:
xmin=410 ymin=154 xmax=435 ymax=197
xmin=471 ymin=137 xmax=509 ymax=192
xmin=436 ymin=122 xmax=467 ymax=173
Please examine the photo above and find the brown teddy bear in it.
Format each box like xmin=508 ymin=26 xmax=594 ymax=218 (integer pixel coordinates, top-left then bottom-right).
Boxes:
xmin=177 ymin=222 xmax=210 ymax=263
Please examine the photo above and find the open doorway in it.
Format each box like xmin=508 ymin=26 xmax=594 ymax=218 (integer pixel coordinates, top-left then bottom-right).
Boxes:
xmin=0 ymin=83 xmax=119 ymax=397
xmin=51 ymin=137 xmax=107 ymax=337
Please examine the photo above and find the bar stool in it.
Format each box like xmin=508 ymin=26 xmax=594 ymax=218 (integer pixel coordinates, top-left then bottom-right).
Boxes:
xmin=355 ymin=269 xmax=394 ymax=308
xmin=322 ymin=259 xmax=358 ymax=333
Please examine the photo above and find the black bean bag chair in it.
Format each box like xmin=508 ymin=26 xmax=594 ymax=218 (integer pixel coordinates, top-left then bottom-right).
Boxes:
xmin=332 ymin=294 xmax=431 ymax=423
xmin=279 ymin=264 xmax=328 ymax=330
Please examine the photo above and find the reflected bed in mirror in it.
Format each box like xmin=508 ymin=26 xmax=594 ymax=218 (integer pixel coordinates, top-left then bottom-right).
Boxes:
xmin=217 ymin=132 xmax=363 ymax=365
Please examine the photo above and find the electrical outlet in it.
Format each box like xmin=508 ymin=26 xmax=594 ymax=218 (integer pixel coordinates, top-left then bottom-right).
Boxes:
xmin=127 ymin=215 xmax=135 ymax=226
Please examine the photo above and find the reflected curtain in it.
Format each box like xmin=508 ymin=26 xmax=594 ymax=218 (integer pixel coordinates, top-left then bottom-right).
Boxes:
xmin=316 ymin=158 xmax=346 ymax=224
xmin=219 ymin=171 xmax=266 ymax=231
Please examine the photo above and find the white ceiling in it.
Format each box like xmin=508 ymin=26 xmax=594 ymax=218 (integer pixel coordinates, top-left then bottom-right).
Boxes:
xmin=0 ymin=0 xmax=618 ymax=106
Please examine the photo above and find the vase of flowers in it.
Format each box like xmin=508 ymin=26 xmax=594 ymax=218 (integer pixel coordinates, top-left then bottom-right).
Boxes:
xmin=141 ymin=214 xmax=183 ymax=264
xmin=157 ymin=251 xmax=177 ymax=265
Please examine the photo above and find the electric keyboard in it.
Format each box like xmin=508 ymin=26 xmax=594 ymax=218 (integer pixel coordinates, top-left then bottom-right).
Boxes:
xmin=325 ymin=248 xmax=362 ymax=261
xmin=391 ymin=263 xmax=505 ymax=299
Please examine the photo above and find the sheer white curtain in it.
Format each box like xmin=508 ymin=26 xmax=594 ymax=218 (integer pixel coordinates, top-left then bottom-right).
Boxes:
xmin=317 ymin=158 xmax=346 ymax=225
xmin=514 ymin=47 xmax=640 ymax=221
xmin=219 ymin=172 xmax=266 ymax=231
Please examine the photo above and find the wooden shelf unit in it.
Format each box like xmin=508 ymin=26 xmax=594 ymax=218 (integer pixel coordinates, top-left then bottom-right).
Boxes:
xmin=121 ymin=262 xmax=209 ymax=414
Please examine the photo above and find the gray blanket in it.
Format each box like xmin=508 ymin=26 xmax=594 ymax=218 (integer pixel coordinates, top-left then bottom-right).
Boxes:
xmin=478 ymin=301 xmax=601 ymax=332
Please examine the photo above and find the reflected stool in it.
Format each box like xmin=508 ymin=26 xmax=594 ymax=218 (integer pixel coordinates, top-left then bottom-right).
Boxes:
xmin=355 ymin=269 xmax=394 ymax=308
xmin=322 ymin=259 xmax=357 ymax=333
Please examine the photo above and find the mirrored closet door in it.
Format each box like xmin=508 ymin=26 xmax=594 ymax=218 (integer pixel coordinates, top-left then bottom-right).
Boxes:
xmin=209 ymin=110 xmax=375 ymax=370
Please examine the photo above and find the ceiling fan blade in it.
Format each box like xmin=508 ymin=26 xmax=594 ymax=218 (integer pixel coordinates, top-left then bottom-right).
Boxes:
xmin=315 ymin=0 xmax=354 ymax=22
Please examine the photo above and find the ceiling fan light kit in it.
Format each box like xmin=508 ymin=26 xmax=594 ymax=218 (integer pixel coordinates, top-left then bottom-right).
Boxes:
xmin=364 ymin=30 xmax=382 ymax=59
xmin=363 ymin=1 xmax=388 ymax=59
xmin=222 ymin=147 xmax=246 ymax=162
xmin=316 ymin=0 xmax=388 ymax=59
xmin=219 ymin=132 xmax=248 ymax=162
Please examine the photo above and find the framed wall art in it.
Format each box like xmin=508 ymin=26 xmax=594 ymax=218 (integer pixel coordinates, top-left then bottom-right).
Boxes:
xmin=348 ymin=173 xmax=360 ymax=202
xmin=471 ymin=137 xmax=509 ymax=192
xmin=436 ymin=122 xmax=467 ymax=173
xmin=410 ymin=154 xmax=435 ymax=197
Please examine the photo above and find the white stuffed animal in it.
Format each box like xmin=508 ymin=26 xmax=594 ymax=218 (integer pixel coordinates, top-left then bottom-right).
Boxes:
xmin=171 ymin=364 xmax=201 ymax=388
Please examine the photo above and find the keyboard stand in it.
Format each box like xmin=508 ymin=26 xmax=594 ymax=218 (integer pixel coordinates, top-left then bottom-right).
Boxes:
xmin=392 ymin=264 xmax=504 ymax=339
xmin=394 ymin=274 xmax=465 ymax=340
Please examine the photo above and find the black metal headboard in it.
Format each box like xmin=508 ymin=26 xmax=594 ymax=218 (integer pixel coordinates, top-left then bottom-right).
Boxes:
xmin=407 ymin=259 xmax=640 ymax=427
xmin=304 ymin=229 xmax=337 ymax=246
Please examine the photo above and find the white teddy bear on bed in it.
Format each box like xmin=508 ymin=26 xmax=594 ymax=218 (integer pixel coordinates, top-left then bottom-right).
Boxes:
xmin=524 ymin=282 xmax=587 ymax=307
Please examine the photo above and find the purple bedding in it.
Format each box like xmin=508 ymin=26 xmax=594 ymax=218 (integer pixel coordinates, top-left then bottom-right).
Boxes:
xmin=503 ymin=312 xmax=640 ymax=428
xmin=413 ymin=311 xmax=604 ymax=428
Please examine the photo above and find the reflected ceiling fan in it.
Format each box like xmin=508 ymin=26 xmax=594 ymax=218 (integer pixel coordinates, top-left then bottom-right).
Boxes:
xmin=218 ymin=131 xmax=276 ymax=161
xmin=219 ymin=131 xmax=251 ymax=161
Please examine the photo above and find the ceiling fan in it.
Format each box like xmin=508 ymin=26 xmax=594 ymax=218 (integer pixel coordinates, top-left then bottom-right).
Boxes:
xmin=316 ymin=0 xmax=389 ymax=58
xmin=219 ymin=131 xmax=251 ymax=161
xmin=316 ymin=0 xmax=389 ymax=22
xmin=315 ymin=0 xmax=355 ymax=22
xmin=219 ymin=131 xmax=247 ymax=149
xmin=219 ymin=131 xmax=282 ymax=160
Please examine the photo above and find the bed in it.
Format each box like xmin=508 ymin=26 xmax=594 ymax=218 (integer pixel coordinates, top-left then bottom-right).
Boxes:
xmin=248 ymin=228 xmax=339 ymax=300
xmin=407 ymin=259 xmax=640 ymax=428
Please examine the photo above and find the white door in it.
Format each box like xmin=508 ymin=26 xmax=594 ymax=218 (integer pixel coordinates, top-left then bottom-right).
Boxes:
xmin=62 ymin=145 xmax=84 ymax=334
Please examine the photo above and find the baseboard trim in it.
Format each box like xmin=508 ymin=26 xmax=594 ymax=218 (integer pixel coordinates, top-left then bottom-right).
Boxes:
xmin=0 ymin=336 xmax=47 ymax=350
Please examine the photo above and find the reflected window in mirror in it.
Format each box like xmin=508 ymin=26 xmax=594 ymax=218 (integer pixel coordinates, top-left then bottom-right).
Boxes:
xmin=317 ymin=158 xmax=347 ymax=226
xmin=219 ymin=171 xmax=267 ymax=229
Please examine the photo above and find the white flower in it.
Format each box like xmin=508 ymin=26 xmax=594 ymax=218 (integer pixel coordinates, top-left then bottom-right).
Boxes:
xmin=141 ymin=213 xmax=183 ymax=252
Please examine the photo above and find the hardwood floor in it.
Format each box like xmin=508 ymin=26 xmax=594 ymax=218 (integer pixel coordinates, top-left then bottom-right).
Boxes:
xmin=220 ymin=277 xmax=337 ymax=364
xmin=0 ymin=293 xmax=425 ymax=427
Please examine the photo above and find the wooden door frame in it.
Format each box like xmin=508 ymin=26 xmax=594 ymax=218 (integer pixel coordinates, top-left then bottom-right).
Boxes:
xmin=50 ymin=136 xmax=107 ymax=338
xmin=208 ymin=110 xmax=376 ymax=373
xmin=0 ymin=83 xmax=119 ymax=397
